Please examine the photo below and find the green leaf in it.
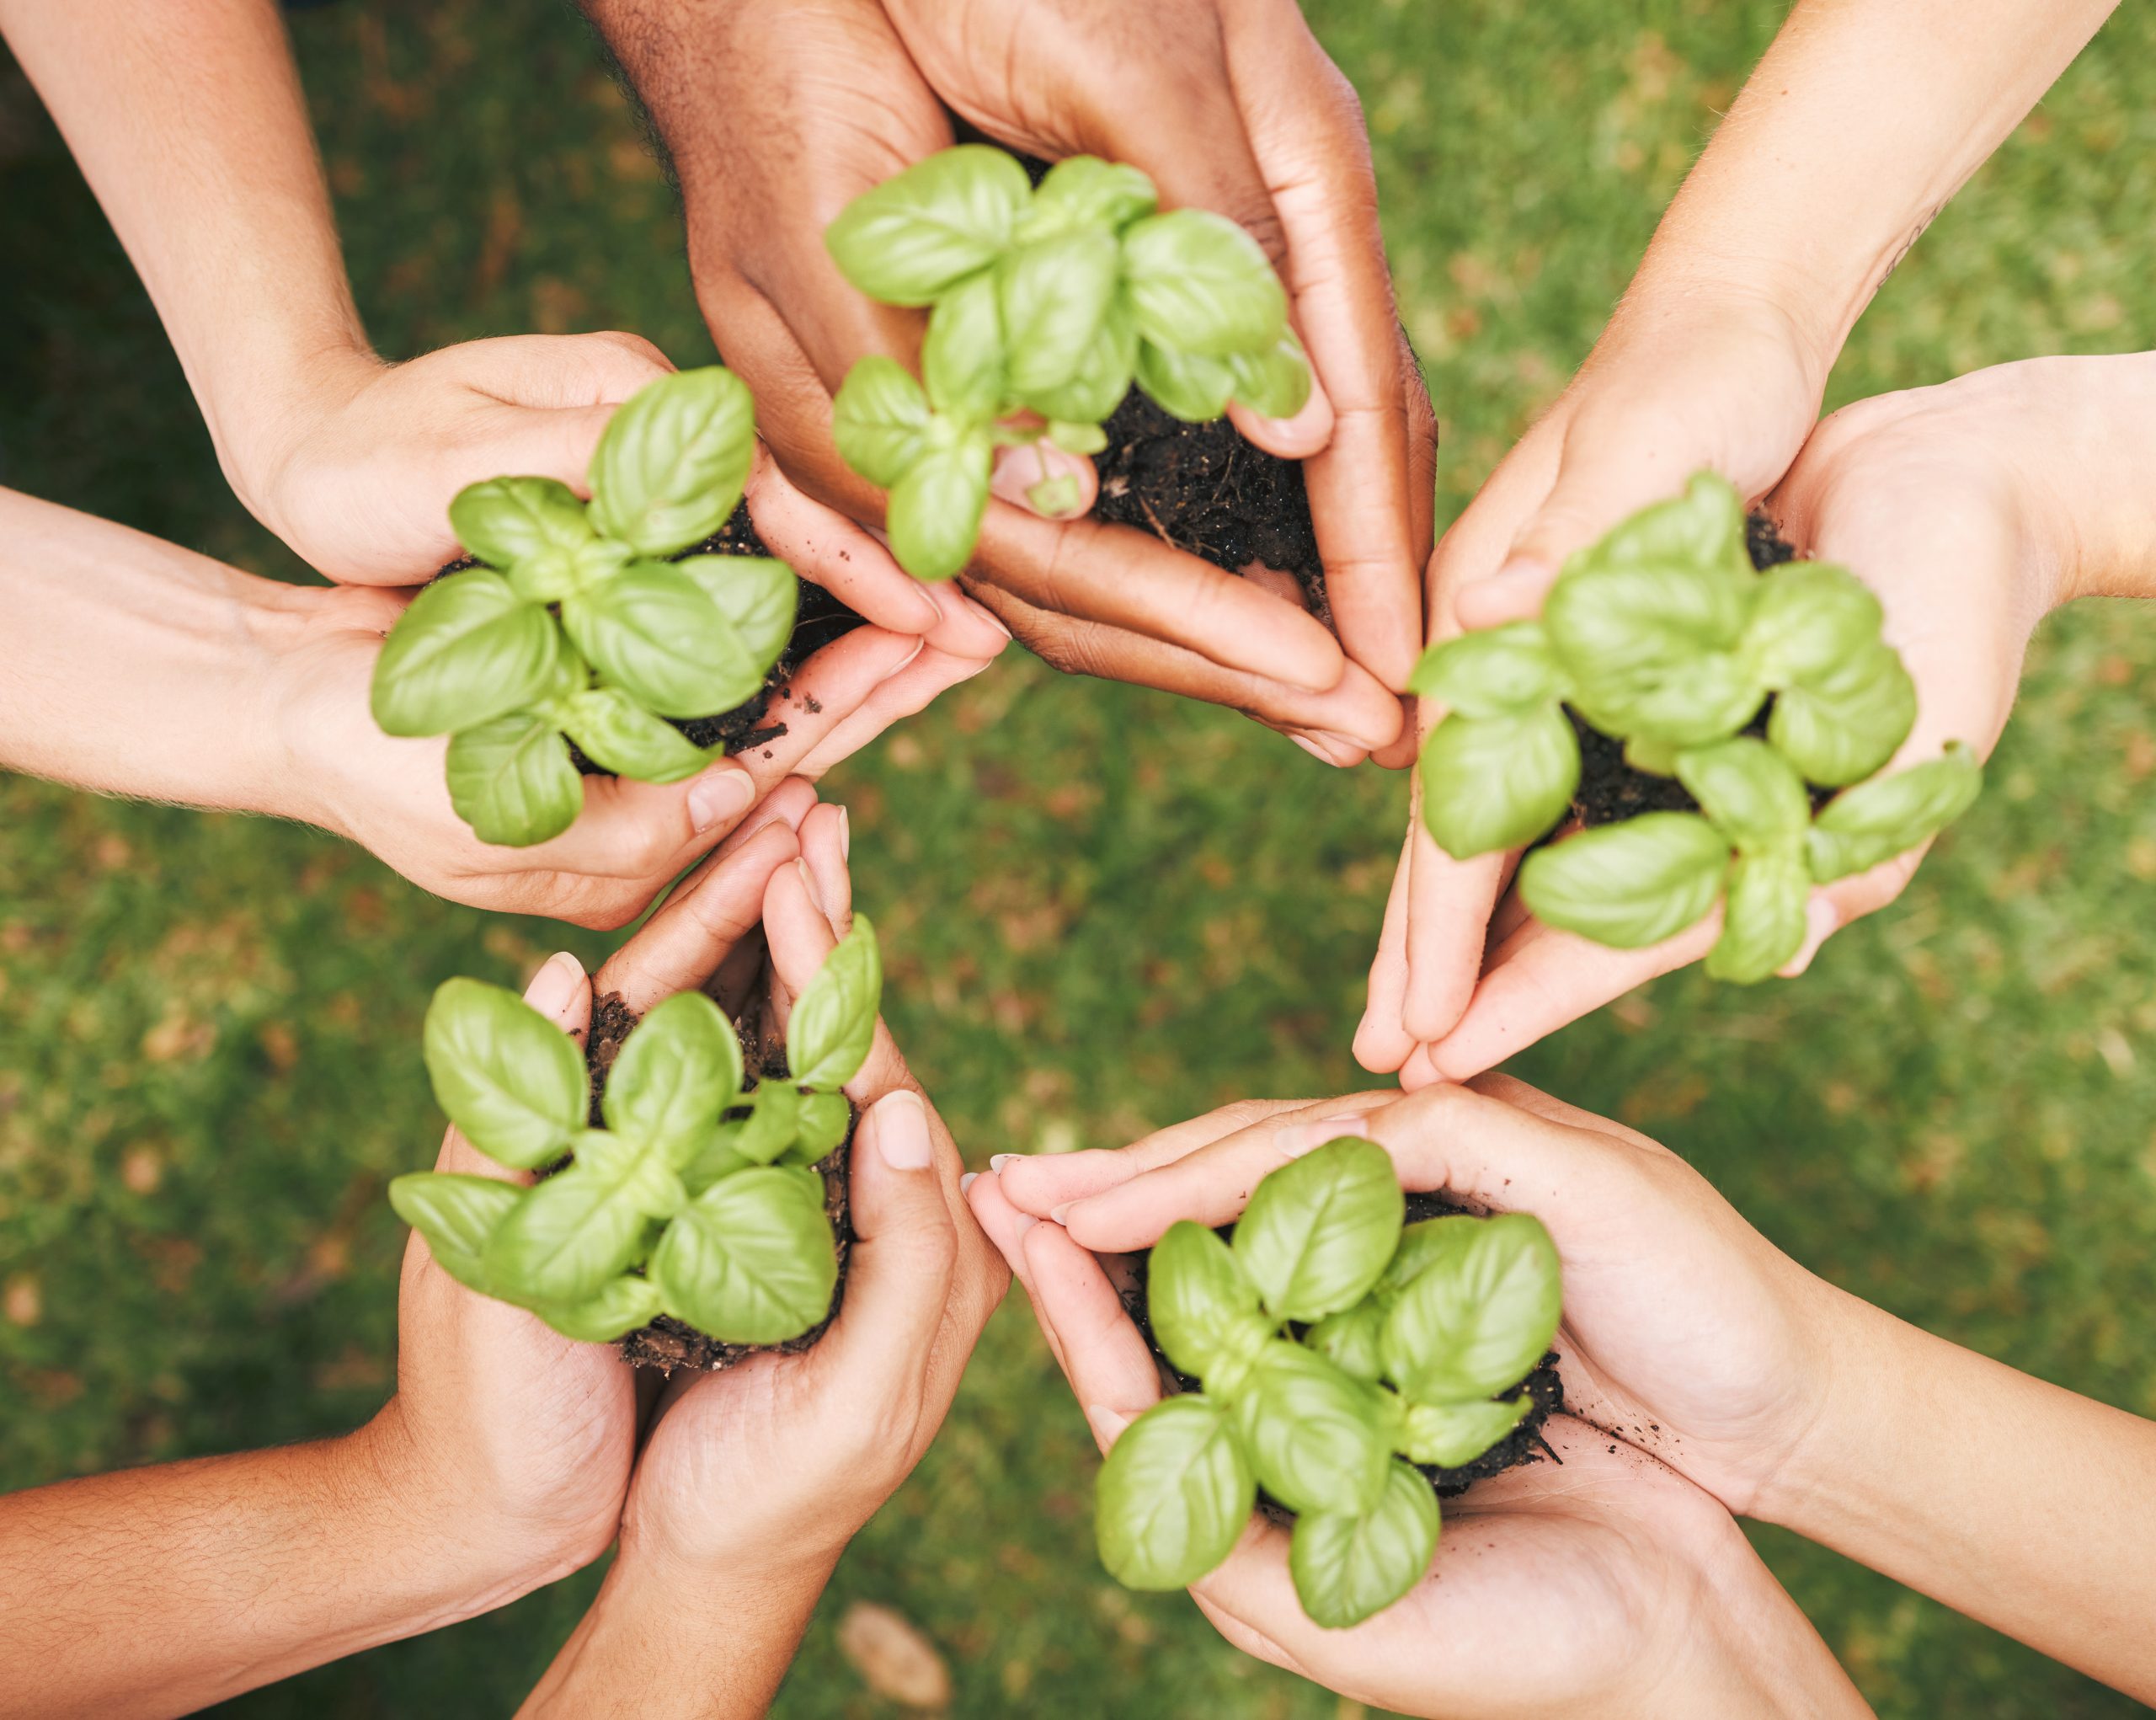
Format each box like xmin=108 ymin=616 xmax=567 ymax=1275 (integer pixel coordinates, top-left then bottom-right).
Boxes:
xmin=1047 ymin=419 xmax=1108 ymax=456
xmin=558 ymin=686 xmax=711 ymax=785
xmin=1742 ymin=561 xmax=1886 ymax=687
xmin=832 ymin=356 xmax=933 ymax=488
xmin=1381 ymin=1219 xmax=1457 ymax=1295
xmin=1516 ymin=813 xmax=1729 ymax=948
xmin=679 ymin=1128 xmax=754 ymax=1197
xmin=1148 ymin=1221 xmax=1264 ymax=1381
xmin=1134 ymin=337 xmax=1235 ymax=423
xmin=1768 ymin=642 xmax=1917 ymax=787
xmin=450 ymin=476 xmax=594 ymax=570
xmin=603 ymin=991 xmax=743 ymax=1167
xmin=1232 ymin=1138 xmax=1403 ymax=1323
xmin=1027 ymin=473 xmax=1084 ymax=516
xmin=887 ymin=432 xmax=993 ymax=581
xmin=1017 ymin=156 xmax=1156 ymax=239
xmin=1406 ymin=623 xmax=1566 ymax=715
xmin=446 ymin=713 xmax=584 ymax=848
xmin=1708 ymin=847 xmax=1812 ymax=984
xmin=563 ymin=561 xmax=762 ymax=718
xmin=1418 ymin=705 xmax=1580 ymax=861
xmin=787 ymin=914 xmax=883 ymax=1089
xmin=509 ymin=535 xmax=632 ymax=605
xmin=1227 ymin=331 xmax=1313 ymax=421
xmin=825 ymin=145 xmax=1031 ymax=307
xmin=1623 ymin=732 xmax=1683 ymax=777
xmin=1589 ymin=470 xmax=1754 ymax=581
xmin=1094 ymin=1396 xmax=1254 ymax=1591
xmin=1382 ymin=1214 xmax=1562 ymax=1405
xmin=1303 ymin=1297 xmax=1388 ymax=1383
xmin=370 ymin=570 xmax=563 ymax=738
xmin=1289 ymin=1460 xmax=1439 ymax=1630
xmin=422 ymin=976 xmax=588 ymax=1169
xmin=921 ymin=270 xmax=1006 ymax=421
xmin=1806 ymin=743 xmax=1984 ymax=882
xmin=1231 ymin=1340 xmax=1391 ymax=1515
xmin=1674 ymin=736 xmax=1811 ymax=851
xmin=483 ymin=1130 xmax=686 ymax=1306
xmin=794 ymin=1091 xmax=852 ymax=1164
xmin=536 ymin=1273 xmax=664 ymax=1343
xmin=1022 ymin=294 xmax=1138 ymax=425
xmin=673 ymin=553 xmax=798 ymax=680
xmin=649 ymin=1165 xmax=837 ymax=1343
xmin=388 ymin=1172 xmax=521 ymax=1294
xmin=1123 ymin=209 xmax=1288 ymax=357
xmin=999 ymin=228 xmax=1122 ymax=401
xmin=1571 ymin=649 xmax=1766 ymax=749
xmin=1397 ymin=1396 xmax=1532 ymax=1468
xmin=732 ymin=1081 xmax=803 ymax=1167
xmin=588 ymin=366 xmax=755 ymax=558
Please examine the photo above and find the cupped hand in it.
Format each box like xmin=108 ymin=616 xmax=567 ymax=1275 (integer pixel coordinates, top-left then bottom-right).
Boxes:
xmin=376 ymin=809 xmax=807 ymax=1587
xmin=1374 ymin=350 xmax=2063 ymax=1085
xmin=592 ymin=0 xmax=1411 ymax=763
xmin=967 ymin=1087 xmax=1865 ymax=1717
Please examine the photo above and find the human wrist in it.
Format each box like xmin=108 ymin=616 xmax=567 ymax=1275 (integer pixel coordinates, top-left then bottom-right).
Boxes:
xmin=206 ymin=334 xmax=382 ymax=544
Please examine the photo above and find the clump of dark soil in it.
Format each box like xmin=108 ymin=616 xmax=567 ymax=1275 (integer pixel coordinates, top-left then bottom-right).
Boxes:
xmin=1115 ymin=1188 xmax=1564 ymax=1505
xmin=579 ymin=988 xmax=855 ymax=1375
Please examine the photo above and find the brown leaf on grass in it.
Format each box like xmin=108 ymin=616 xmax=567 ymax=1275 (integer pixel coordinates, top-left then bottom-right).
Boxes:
xmin=836 ymin=1601 xmax=952 ymax=1711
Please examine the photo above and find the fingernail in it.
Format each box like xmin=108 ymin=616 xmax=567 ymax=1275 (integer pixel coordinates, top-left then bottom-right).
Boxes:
xmin=687 ymin=767 xmax=756 ymax=834
xmin=870 ymin=1089 xmax=933 ymax=1170
xmin=964 ymin=594 xmax=1013 ymax=641
xmin=1085 ymin=1403 xmax=1135 ymax=1446
xmin=1312 ymin=731 xmax=1367 ymax=765
xmin=836 ymin=805 xmax=851 ymax=860
xmin=901 ymin=583 xmax=942 ymax=633
xmin=525 ymin=950 xmax=584 ymax=1015
xmin=1289 ymin=734 xmax=1333 ymax=764
xmin=891 ymin=635 xmax=928 ymax=675
xmin=1049 ymin=1202 xmax=1072 ymax=1226
xmin=795 ymin=857 xmax=827 ymax=916
xmin=1275 ymin=1113 xmax=1371 ymax=1159
xmin=990 ymin=1153 xmax=1023 ymax=1173
xmin=1780 ymin=896 xmax=1840 ymax=978
xmin=959 ymin=1171 xmax=979 ymax=1194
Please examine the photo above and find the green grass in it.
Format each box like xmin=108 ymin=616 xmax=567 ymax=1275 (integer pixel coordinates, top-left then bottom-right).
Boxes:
xmin=4 ymin=2 xmax=2156 ymax=1714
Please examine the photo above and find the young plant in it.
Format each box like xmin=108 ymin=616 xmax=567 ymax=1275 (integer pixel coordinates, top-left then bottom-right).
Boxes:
xmin=1410 ymin=472 xmax=1983 ymax=978
xmin=1095 ymin=1140 xmax=1562 ymax=1629
xmin=387 ymin=916 xmax=880 ymax=1350
xmin=824 ymin=145 xmax=1311 ymax=580
xmin=368 ymin=366 xmax=798 ymax=849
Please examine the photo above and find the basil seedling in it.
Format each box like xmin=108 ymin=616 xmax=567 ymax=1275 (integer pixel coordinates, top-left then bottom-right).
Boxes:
xmin=1095 ymin=1141 xmax=1562 ymax=1629
xmin=1411 ymin=473 xmax=1983 ymax=979
xmin=369 ymin=366 xmax=799 ymax=849
xmin=825 ymin=145 xmax=1311 ymax=581
xmin=388 ymin=916 xmax=880 ymax=1351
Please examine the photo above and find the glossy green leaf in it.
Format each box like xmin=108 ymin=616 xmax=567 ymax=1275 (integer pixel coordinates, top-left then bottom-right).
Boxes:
xmin=603 ymin=991 xmax=743 ymax=1167
xmin=1027 ymin=473 xmax=1084 ymax=516
xmin=423 ymin=977 xmax=588 ymax=1169
xmin=1674 ymin=736 xmax=1811 ymax=850
xmin=1516 ymin=813 xmax=1729 ymax=948
xmin=1134 ymin=337 xmax=1235 ymax=423
xmin=1303 ymin=1297 xmax=1388 ymax=1383
xmin=679 ymin=1128 xmax=754 ymax=1198
xmin=793 ymin=1090 xmax=852 ymax=1164
xmin=588 ymin=366 xmax=755 ymax=558
xmin=388 ymin=1172 xmax=521 ymax=1294
xmin=1589 ymin=470 xmax=1754 ymax=581
xmin=1397 ymin=1396 xmax=1532 ymax=1468
xmin=450 ymin=475 xmax=594 ymax=570
xmin=1380 ymin=1219 xmax=1458 ymax=1295
xmin=1022 ymin=293 xmax=1138 ymax=425
xmin=888 ymin=432 xmax=993 ymax=581
xmin=1743 ymin=561 xmax=1886 ymax=687
xmin=484 ymin=1130 xmax=686 ymax=1306
xmin=563 ymin=561 xmax=760 ymax=718
xmin=673 ymin=553 xmax=798 ymax=680
xmin=1768 ymin=642 xmax=1917 ymax=787
xmin=1228 ymin=331 xmax=1313 ymax=421
xmin=446 ymin=713 xmax=584 ymax=848
xmin=650 ymin=1165 xmax=837 ymax=1343
xmin=1233 ymin=1138 xmax=1403 ymax=1323
xmin=825 ymin=145 xmax=1031 ymax=306
xmin=1406 ymin=622 xmax=1566 ymax=715
xmin=1382 ymin=1214 xmax=1562 ymax=1405
xmin=1232 ymin=1341 xmax=1391 ymax=1515
xmin=1123 ymin=209 xmax=1287 ymax=357
xmin=1017 ymin=156 xmax=1156 ymax=239
xmin=536 ymin=1273 xmax=664 ymax=1343
xmin=1571 ymin=649 xmax=1766 ymax=749
xmin=1623 ymin=732 xmax=1683 ymax=777
xmin=1094 ymin=1395 xmax=1254 ymax=1591
xmin=509 ymin=534 xmax=632 ymax=605
xmin=1047 ymin=419 xmax=1109 ymax=456
xmin=917 ymin=270 xmax=1006 ymax=422
xmin=1418 ymin=705 xmax=1580 ymax=861
xmin=558 ymin=686 xmax=710 ymax=785
xmin=371 ymin=569 xmax=563 ymax=738
xmin=1148 ymin=1221 xmax=1264 ymax=1381
xmin=1707 ymin=847 xmax=1812 ymax=984
xmin=1000 ymin=227 xmax=1121 ymax=399
xmin=787 ymin=913 xmax=882 ymax=1089
xmin=833 ymin=356 xmax=933 ymax=488
xmin=1545 ymin=510 xmax=1754 ymax=698
xmin=1289 ymin=1459 xmax=1440 ymax=1630
xmin=1806 ymin=743 xmax=1984 ymax=882
xmin=733 ymin=1081 xmax=802 ymax=1167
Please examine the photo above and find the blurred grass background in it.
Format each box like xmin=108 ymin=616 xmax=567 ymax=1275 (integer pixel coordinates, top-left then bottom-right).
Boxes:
xmin=4 ymin=1 xmax=2155 ymax=1714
